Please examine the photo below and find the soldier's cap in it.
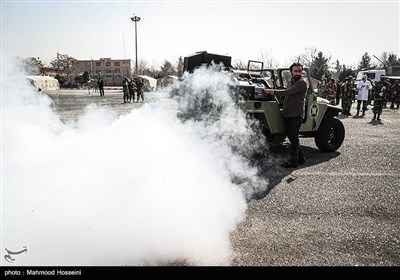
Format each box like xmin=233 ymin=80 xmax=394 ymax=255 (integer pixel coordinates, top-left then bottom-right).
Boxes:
xmin=344 ymin=77 xmax=350 ymax=80
xmin=348 ymin=75 xmax=353 ymax=79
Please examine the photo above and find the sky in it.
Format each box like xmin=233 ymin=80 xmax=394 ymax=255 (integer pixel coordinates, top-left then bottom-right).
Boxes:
xmin=1 ymin=0 xmax=400 ymax=68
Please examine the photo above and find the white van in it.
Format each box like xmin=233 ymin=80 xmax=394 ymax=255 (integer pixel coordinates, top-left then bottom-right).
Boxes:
xmin=356 ymin=69 xmax=386 ymax=83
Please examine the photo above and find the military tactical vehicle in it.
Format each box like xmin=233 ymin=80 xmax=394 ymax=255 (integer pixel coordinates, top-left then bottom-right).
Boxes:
xmin=183 ymin=51 xmax=345 ymax=152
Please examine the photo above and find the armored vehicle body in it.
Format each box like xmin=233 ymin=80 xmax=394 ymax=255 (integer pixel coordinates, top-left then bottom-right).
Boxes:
xmin=183 ymin=51 xmax=345 ymax=152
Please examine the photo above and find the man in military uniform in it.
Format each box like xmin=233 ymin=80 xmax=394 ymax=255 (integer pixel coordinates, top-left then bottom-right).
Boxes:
xmin=390 ymin=80 xmax=400 ymax=109
xmin=383 ymin=76 xmax=392 ymax=108
xmin=372 ymin=75 xmax=392 ymax=121
xmin=98 ymin=78 xmax=105 ymax=96
xmin=317 ymin=77 xmax=327 ymax=99
xmin=342 ymin=76 xmax=356 ymax=116
xmin=133 ymin=75 xmax=145 ymax=102
xmin=335 ymin=79 xmax=342 ymax=105
xmin=128 ymin=79 xmax=137 ymax=103
xmin=325 ymin=78 xmax=337 ymax=105
xmin=122 ymin=77 xmax=129 ymax=103
xmin=367 ymin=78 xmax=374 ymax=106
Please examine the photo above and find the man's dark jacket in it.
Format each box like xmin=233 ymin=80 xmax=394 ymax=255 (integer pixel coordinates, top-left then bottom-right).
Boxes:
xmin=273 ymin=77 xmax=308 ymax=118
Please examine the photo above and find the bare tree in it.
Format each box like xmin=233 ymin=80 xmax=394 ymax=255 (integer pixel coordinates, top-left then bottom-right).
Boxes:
xmin=299 ymin=46 xmax=318 ymax=68
xmin=232 ymin=59 xmax=247 ymax=70
xmin=259 ymin=49 xmax=279 ymax=68
xmin=50 ymin=52 xmax=78 ymax=79
xmin=137 ymin=59 xmax=149 ymax=75
xmin=378 ymin=51 xmax=400 ymax=67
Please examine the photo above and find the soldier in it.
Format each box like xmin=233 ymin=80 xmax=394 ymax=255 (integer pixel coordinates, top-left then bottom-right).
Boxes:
xmin=317 ymin=77 xmax=327 ymax=99
xmin=372 ymin=75 xmax=391 ymax=121
xmin=133 ymin=75 xmax=145 ymax=102
xmin=98 ymin=78 xmax=105 ymax=96
xmin=128 ymin=79 xmax=137 ymax=103
xmin=367 ymin=78 xmax=374 ymax=106
xmin=383 ymin=76 xmax=392 ymax=108
xmin=390 ymin=80 xmax=400 ymax=109
xmin=335 ymin=79 xmax=342 ymax=105
xmin=122 ymin=77 xmax=129 ymax=103
xmin=342 ymin=76 xmax=356 ymax=116
xmin=325 ymin=78 xmax=337 ymax=105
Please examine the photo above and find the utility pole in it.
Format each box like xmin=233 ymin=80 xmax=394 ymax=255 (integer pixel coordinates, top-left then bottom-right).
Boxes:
xmin=123 ymin=34 xmax=126 ymax=59
xmin=130 ymin=14 xmax=141 ymax=75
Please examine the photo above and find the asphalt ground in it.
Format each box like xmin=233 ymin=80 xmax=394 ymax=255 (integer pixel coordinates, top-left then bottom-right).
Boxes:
xmin=46 ymin=89 xmax=400 ymax=267
xmin=230 ymin=104 xmax=400 ymax=266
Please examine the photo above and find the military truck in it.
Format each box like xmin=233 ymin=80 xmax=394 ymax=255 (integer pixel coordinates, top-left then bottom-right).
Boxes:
xmin=183 ymin=51 xmax=345 ymax=152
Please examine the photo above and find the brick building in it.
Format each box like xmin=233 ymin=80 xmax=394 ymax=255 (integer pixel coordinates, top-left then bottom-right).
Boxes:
xmin=76 ymin=58 xmax=134 ymax=86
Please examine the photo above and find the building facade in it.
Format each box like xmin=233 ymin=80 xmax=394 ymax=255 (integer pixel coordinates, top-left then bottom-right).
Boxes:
xmin=76 ymin=58 xmax=134 ymax=86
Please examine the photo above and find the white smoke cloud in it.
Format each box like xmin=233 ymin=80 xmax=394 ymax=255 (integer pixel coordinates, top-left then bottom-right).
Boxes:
xmin=1 ymin=57 xmax=268 ymax=266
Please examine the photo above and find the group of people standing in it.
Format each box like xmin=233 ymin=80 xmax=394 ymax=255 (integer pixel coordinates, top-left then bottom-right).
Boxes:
xmin=122 ymin=75 xmax=145 ymax=103
xmin=322 ymin=75 xmax=400 ymax=121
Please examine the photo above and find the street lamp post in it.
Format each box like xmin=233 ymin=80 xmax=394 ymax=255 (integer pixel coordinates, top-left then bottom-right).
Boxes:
xmin=130 ymin=15 xmax=141 ymax=76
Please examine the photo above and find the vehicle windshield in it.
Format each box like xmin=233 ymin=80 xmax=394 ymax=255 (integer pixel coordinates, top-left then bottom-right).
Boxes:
xmin=356 ymin=72 xmax=376 ymax=80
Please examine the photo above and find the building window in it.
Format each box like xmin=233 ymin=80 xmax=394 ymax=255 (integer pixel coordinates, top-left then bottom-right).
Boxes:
xmin=106 ymin=62 xmax=111 ymax=67
xmin=114 ymin=62 xmax=120 ymax=66
xmin=96 ymin=62 xmax=101 ymax=66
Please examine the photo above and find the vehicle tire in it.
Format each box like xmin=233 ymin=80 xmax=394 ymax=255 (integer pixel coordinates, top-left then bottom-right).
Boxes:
xmin=315 ymin=118 xmax=345 ymax=152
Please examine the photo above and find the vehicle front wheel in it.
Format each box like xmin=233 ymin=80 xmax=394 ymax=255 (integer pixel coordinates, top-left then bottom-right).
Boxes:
xmin=315 ymin=118 xmax=345 ymax=152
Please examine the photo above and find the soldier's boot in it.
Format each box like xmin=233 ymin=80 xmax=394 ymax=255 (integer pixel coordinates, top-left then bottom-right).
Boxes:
xmin=282 ymin=161 xmax=298 ymax=168
xmin=298 ymin=149 xmax=306 ymax=165
xmin=377 ymin=113 xmax=381 ymax=121
xmin=282 ymin=147 xmax=301 ymax=168
xmin=372 ymin=113 xmax=377 ymax=121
